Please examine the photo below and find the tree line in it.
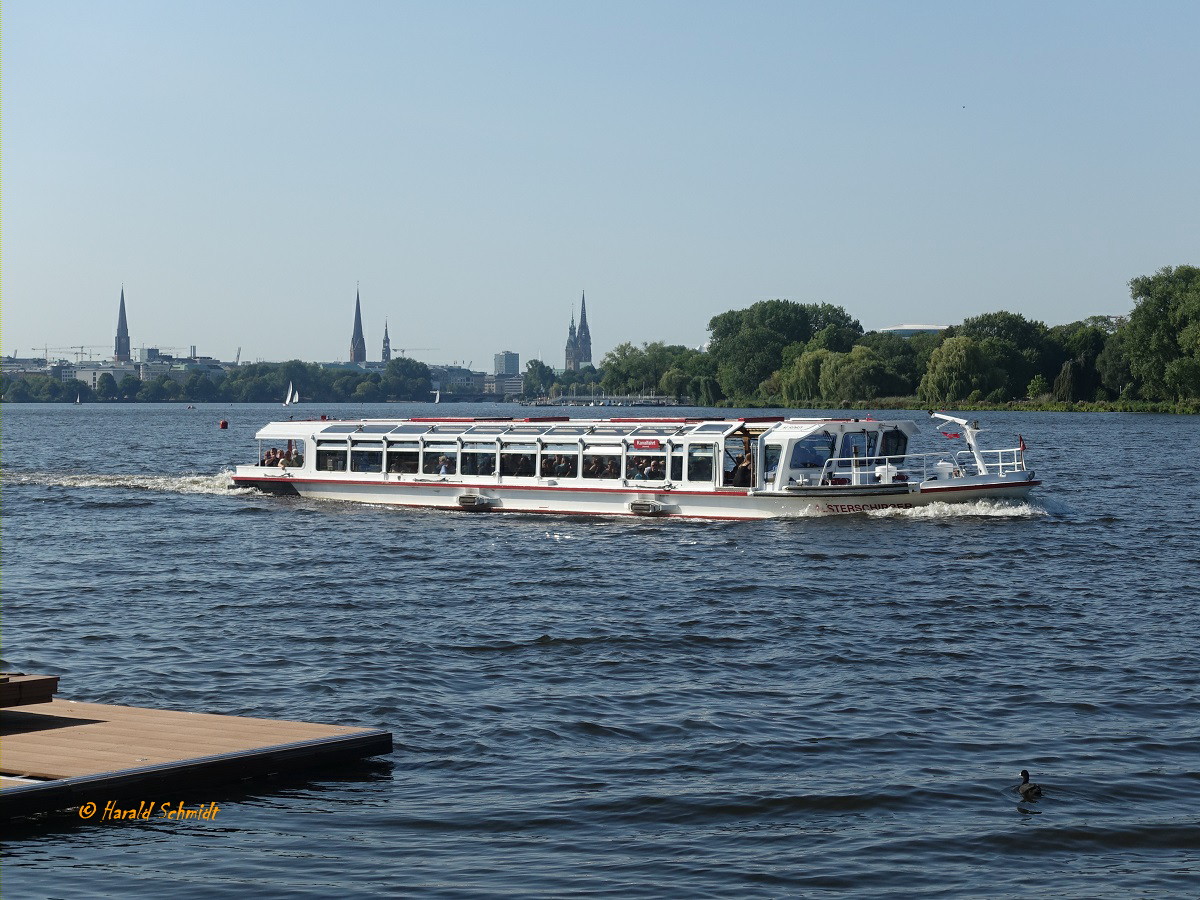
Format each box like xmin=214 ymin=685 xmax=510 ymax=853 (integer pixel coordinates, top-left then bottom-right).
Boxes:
xmin=6 ymin=264 xmax=1197 ymax=409
xmin=525 ymin=264 xmax=1199 ymax=410
xmin=2 ymin=358 xmax=433 ymax=404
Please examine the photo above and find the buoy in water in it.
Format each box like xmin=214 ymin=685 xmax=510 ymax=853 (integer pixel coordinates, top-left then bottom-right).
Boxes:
xmin=219 ymin=419 xmax=229 ymax=429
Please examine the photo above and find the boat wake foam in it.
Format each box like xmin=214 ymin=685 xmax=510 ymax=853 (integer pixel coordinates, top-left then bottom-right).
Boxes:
xmin=866 ymin=500 xmax=1047 ymax=519
xmin=6 ymin=470 xmax=256 ymax=496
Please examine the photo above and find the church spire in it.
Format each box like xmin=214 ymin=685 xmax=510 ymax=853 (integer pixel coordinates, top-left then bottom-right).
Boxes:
xmin=564 ymin=301 xmax=579 ymax=371
xmin=576 ymin=290 xmax=592 ymax=366
xmin=114 ymin=286 xmax=130 ymax=362
xmin=382 ymin=319 xmax=391 ymax=363
xmin=350 ymin=287 xmax=366 ymax=363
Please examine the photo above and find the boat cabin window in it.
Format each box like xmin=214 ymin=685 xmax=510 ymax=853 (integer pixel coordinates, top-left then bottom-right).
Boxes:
xmin=789 ymin=432 xmax=836 ymax=470
xmin=541 ymin=443 xmax=578 ymax=478
xmin=316 ymin=440 xmax=348 ymax=472
xmin=499 ymin=442 xmax=537 ymax=477
xmin=669 ymin=450 xmax=683 ymax=481
xmin=459 ymin=442 xmax=497 ymax=476
xmin=582 ymin=448 xmax=621 ymax=480
xmin=836 ymin=431 xmax=878 ymax=468
xmin=880 ymin=429 xmax=908 ymax=461
xmin=722 ymin=435 xmax=756 ymax=486
xmin=626 ymin=451 xmax=666 ymax=481
xmin=422 ymin=442 xmax=458 ymax=475
xmin=628 ymin=438 xmax=667 ymax=481
xmin=386 ymin=441 xmax=420 ymax=473
xmin=686 ymin=444 xmax=716 ymax=482
xmin=763 ymin=443 xmax=783 ymax=485
xmin=350 ymin=441 xmax=384 ymax=473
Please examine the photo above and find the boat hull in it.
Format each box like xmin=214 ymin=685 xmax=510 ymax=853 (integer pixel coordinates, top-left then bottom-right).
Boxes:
xmin=232 ymin=470 xmax=1039 ymax=519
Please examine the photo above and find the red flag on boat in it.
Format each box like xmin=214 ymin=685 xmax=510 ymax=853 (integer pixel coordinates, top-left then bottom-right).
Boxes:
xmin=941 ymin=431 xmax=961 ymax=439
xmin=1019 ymin=434 xmax=1027 ymax=452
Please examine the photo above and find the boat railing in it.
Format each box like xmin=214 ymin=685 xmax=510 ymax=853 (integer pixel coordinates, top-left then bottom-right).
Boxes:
xmin=953 ymin=447 xmax=1027 ymax=476
xmin=810 ymin=453 xmax=926 ymax=486
xmin=802 ymin=445 xmax=1026 ymax=487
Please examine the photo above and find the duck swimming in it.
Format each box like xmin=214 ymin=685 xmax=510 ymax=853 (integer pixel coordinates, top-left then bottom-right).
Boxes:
xmin=1018 ymin=770 xmax=1043 ymax=799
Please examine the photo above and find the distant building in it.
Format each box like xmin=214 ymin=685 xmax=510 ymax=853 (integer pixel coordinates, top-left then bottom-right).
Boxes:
xmin=494 ymin=350 xmax=519 ymax=376
xmin=114 ymin=288 xmax=130 ymax=362
xmin=878 ymin=323 xmax=950 ymax=338
xmin=564 ymin=291 xmax=593 ymax=371
xmin=382 ymin=320 xmax=392 ymax=363
xmin=485 ymin=373 xmax=525 ymax=396
xmin=72 ymin=361 xmax=142 ymax=389
xmin=350 ymin=289 xmax=366 ymax=363
xmin=429 ymin=364 xmax=486 ymax=394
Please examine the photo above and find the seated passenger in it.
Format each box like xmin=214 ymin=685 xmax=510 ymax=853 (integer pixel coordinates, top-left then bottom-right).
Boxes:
xmin=732 ymin=455 xmax=752 ymax=487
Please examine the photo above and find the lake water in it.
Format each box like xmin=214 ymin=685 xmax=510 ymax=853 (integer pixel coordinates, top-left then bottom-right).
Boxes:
xmin=3 ymin=403 xmax=1198 ymax=898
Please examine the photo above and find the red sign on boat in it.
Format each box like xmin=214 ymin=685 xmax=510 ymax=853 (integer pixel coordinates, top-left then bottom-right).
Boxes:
xmin=632 ymin=438 xmax=662 ymax=450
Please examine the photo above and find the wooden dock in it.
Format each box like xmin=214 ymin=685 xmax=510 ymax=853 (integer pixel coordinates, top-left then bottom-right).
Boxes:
xmin=1 ymin=674 xmax=392 ymax=819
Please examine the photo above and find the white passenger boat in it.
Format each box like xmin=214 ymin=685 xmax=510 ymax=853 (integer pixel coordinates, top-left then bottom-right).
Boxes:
xmin=232 ymin=412 xmax=1039 ymax=518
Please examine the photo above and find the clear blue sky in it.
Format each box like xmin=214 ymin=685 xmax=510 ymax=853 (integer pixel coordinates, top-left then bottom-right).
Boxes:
xmin=5 ymin=1 xmax=1198 ymax=368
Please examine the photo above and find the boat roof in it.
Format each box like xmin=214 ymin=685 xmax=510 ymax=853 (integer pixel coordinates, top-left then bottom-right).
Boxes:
xmin=254 ymin=415 xmax=920 ymax=442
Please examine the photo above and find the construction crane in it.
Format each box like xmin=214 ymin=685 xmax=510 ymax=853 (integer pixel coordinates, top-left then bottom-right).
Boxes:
xmin=394 ymin=347 xmax=436 ymax=357
xmin=45 ymin=345 xmax=108 ymax=363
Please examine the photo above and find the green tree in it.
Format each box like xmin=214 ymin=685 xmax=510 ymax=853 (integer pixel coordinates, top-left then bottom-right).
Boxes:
xmin=918 ymin=336 xmax=1002 ymax=404
xmin=1096 ymin=330 xmax=1134 ymax=398
xmin=953 ymin=311 xmax=1056 ymax=399
xmin=353 ymin=380 xmax=382 ymax=402
xmin=806 ymin=323 xmax=860 ymax=354
xmin=1027 ymin=374 xmax=1051 ymax=397
xmin=3 ymin=378 xmax=33 ymax=402
xmin=817 ymin=346 xmax=891 ymax=401
xmin=119 ymin=375 xmax=141 ymax=401
xmin=658 ymin=367 xmax=690 ymax=401
xmin=707 ymin=300 xmax=861 ymax=401
xmin=382 ymin=357 xmax=432 ymax=400
xmin=183 ymin=372 xmax=219 ymax=402
xmin=1124 ymin=265 xmax=1200 ymax=400
xmin=524 ymin=359 xmax=555 ymax=397
xmin=690 ymin=375 xmax=722 ymax=406
xmin=95 ymin=373 xmax=120 ymax=401
xmin=779 ymin=349 xmax=832 ymax=405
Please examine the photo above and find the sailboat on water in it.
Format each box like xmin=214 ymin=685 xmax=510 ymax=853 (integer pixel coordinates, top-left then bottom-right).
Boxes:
xmin=283 ymin=382 xmax=299 ymax=406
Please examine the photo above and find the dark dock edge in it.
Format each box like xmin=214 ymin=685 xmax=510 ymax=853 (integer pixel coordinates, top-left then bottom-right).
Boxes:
xmin=2 ymin=728 xmax=393 ymax=820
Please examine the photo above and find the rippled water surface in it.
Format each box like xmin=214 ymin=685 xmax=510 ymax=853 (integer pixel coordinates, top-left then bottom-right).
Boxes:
xmin=3 ymin=403 xmax=1199 ymax=898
